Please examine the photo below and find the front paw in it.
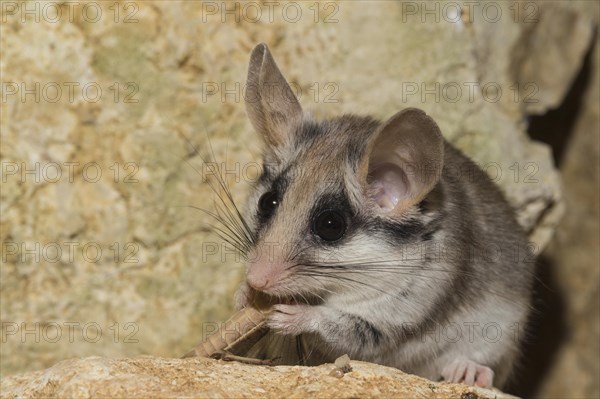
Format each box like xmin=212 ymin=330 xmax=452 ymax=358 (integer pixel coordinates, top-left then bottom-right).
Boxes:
xmin=267 ymin=304 xmax=321 ymax=336
xmin=234 ymin=282 xmax=252 ymax=310
xmin=441 ymin=358 xmax=494 ymax=388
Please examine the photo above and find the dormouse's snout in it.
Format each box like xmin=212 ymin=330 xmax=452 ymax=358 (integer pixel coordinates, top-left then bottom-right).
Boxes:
xmin=245 ymin=249 xmax=290 ymax=291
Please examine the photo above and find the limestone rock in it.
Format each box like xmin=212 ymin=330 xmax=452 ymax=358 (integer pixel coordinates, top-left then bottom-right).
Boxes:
xmin=0 ymin=356 xmax=519 ymax=399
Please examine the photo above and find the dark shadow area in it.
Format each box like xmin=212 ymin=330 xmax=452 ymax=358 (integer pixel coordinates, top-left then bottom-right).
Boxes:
xmin=506 ymin=256 xmax=568 ymax=398
xmin=511 ymin=29 xmax=598 ymax=399
xmin=527 ymin=33 xmax=595 ymax=167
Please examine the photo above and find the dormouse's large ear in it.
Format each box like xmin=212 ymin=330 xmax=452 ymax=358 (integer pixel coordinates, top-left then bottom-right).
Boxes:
xmin=245 ymin=43 xmax=303 ymax=148
xmin=359 ymin=108 xmax=444 ymax=215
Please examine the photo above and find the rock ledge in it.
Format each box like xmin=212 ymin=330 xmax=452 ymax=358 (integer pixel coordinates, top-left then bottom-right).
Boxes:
xmin=0 ymin=356 xmax=519 ymax=399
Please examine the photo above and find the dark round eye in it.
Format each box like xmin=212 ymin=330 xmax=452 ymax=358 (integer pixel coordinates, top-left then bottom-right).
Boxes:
xmin=312 ymin=210 xmax=346 ymax=242
xmin=258 ymin=191 xmax=279 ymax=217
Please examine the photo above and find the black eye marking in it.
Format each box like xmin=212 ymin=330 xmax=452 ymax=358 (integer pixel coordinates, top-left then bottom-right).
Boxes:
xmin=312 ymin=209 xmax=347 ymax=242
xmin=258 ymin=190 xmax=279 ymax=219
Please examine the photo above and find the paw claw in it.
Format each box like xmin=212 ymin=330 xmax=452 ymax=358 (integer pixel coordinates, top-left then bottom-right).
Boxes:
xmin=442 ymin=358 xmax=494 ymax=389
xmin=234 ymin=282 xmax=251 ymax=310
xmin=266 ymin=304 xmax=317 ymax=336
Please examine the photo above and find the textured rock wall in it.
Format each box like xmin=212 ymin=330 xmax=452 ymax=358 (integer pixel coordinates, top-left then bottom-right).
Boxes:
xmin=0 ymin=1 xmax=597 ymax=396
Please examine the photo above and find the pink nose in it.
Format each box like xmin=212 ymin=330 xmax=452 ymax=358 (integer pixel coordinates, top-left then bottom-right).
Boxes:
xmin=247 ymin=275 xmax=270 ymax=290
xmin=246 ymin=260 xmax=284 ymax=291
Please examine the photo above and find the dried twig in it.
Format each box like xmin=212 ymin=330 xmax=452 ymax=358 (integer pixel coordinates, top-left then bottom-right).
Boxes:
xmin=181 ymin=307 xmax=268 ymax=359
xmin=210 ymin=351 xmax=274 ymax=366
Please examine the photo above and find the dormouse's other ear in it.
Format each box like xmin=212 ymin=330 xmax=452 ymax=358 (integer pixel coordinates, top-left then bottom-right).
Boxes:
xmin=245 ymin=43 xmax=303 ymax=148
xmin=359 ymin=108 xmax=444 ymax=215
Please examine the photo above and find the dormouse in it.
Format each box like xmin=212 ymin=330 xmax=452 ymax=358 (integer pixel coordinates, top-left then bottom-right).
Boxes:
xmin=230 ymin=43 xmax=533 ymax=389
